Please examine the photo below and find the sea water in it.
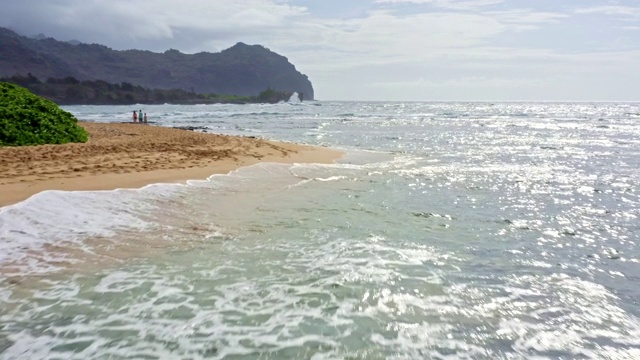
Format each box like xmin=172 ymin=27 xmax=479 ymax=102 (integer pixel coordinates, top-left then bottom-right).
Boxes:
xmin=1 ymin=101 xmax=639 ymax=359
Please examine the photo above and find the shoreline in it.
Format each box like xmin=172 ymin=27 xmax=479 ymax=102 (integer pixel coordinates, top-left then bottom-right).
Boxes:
xmin=0 ymin=122 xmax=343 ymax=207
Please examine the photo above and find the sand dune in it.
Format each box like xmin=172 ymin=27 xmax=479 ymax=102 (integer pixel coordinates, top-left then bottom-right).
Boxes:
xmin=0 ymin=122 xmax=342 ymax=207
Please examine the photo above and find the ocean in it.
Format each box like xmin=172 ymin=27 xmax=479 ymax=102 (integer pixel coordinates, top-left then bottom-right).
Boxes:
xmin=1 ymin=101 xmax=639 ymax=359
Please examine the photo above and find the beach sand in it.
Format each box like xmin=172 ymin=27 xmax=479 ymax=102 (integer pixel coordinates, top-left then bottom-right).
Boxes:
xmin=0 ymin=122 xmax=343 ymax=207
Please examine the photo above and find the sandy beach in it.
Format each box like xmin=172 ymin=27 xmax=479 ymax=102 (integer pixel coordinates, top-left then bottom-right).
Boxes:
xmin=0 ymin=122 xmax=343 ymax=207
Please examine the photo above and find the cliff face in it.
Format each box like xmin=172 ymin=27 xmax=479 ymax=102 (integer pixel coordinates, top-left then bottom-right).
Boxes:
xmin=0 ymin=28 xmax=314 ymax=100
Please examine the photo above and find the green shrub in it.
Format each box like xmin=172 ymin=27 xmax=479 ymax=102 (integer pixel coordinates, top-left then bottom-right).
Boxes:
xmin=0 ymin=82 xmax=88 ymax=146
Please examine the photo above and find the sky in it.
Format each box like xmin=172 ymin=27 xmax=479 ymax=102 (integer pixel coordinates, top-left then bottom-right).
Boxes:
xmin=1 ymin=0 xmax=640 ymax=101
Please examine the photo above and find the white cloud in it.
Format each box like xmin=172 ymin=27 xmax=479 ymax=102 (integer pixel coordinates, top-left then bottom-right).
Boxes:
xmin=485 ymin=9 xmax=569 ymax=24
xmin=375 ymin=0 xmax=505 ymax=10
xmin=0 ymin=0 xmax=309 ymax=50
xmin=574 ymin=5 xmax=640 ymax=18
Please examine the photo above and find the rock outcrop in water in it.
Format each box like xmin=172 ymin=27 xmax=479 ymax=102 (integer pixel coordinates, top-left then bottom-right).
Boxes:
xmin=0 ymin=27 xmax=314 ymax=100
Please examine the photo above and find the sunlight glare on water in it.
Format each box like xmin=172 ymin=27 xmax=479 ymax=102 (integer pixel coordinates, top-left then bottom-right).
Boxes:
xmin=1 ymin=101 xmax=639 ymax=359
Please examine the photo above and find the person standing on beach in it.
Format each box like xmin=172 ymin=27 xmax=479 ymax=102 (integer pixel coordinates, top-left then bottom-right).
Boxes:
xmin=144 ymin=113 xmax=148 ymax=123
xmin=133 ymin=111 xmax=137 ymax=122
xmin=139 ymin=110 xmax=143 ymax=123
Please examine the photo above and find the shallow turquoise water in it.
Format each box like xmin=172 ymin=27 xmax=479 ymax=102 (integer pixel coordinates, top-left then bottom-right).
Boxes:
xmin=1 ymin=102 xmax=639 ymax=359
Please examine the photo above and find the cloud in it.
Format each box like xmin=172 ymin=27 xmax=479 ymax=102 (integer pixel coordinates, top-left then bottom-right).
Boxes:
xmin=1 ymin=0 xmax=639 ymax=100
xmin=374 ymin=0 xmax=505 ymax=10
xmin=485 ymin=9 xmax=569 ymax=25
xmin=0 ymin=0 xmax=309 ymax=51
xmin=286 ymin=5 xmax=577 ymax=73
xmin=574 ymin=5 xmax=640 ymax=18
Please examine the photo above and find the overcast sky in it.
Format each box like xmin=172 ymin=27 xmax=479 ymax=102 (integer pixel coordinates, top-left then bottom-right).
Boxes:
xmin=2 ymin=0 xmax=639 ymax=101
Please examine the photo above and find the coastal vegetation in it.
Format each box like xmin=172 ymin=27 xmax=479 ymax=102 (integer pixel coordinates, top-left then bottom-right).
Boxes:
xmin=1 ymin=74 xmax=299 ymax=105
xmin=0 ymin=82 xmax=88 ymax=146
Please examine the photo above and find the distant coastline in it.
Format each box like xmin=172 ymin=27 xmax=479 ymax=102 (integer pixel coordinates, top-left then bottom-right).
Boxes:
xmin=1 ymin=74 xmax=302 ymax=105
xmin=0 ymin=27 xmax=315 ymax=100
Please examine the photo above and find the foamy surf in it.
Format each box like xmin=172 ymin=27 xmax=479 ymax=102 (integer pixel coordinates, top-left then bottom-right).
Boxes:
xmin=2 ymin=101 xmax=639 ymax=359
xmin=0 ymin=158 xmax=369 ymax=278
xmin=0 ymin=179 xmax=189 ymax=277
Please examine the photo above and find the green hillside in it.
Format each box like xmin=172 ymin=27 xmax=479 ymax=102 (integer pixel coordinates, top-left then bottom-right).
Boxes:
xmin=0 ymin=27 xmax=314 ymax=100
xmin=1 ymin=74 xmax=300 ymax=105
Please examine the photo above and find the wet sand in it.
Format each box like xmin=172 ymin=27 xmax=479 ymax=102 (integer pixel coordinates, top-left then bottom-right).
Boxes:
xmin=0 ymin=122 xmax=343 ymax=207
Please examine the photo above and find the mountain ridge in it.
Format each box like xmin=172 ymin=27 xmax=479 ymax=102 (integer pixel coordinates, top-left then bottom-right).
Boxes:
xmin=0 ymin=27 xmax=314 ymax=100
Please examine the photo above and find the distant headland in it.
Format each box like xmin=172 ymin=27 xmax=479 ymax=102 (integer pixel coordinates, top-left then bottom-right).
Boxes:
xmin=1 ymin=74 xmax=303 ymax=105
xmin=0 ymin=27 xmax=314 ymax=103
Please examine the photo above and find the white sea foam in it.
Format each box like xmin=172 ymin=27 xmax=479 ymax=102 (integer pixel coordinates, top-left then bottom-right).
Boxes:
xmin=0 ymin=184 xmax=189 ymax=275
xmin=2 ymin=101 xmax=639 ymax=358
